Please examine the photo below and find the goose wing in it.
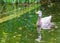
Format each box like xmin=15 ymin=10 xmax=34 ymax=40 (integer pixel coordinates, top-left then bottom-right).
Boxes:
xmin=41 ymin=16 xmax=52 ymax=29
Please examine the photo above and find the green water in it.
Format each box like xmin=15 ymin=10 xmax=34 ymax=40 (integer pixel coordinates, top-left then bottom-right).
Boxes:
xmin=0 ymin=2 xmax=60 ymax=43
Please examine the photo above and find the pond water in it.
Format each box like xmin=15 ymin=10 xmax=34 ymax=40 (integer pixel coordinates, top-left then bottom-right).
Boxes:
xmin=0 ymin=3 xmax=60 ymax=43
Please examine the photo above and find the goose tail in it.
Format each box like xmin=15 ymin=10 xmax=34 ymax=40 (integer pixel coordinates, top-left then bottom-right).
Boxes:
xmin=49 ymin=15 xmax=52 ymax=19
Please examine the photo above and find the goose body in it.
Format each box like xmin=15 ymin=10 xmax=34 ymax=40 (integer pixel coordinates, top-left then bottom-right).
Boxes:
xmin=36 ymin=11 xmax=53 ymax=29
xmin=41 ymin=16 xmax=52 ymax=29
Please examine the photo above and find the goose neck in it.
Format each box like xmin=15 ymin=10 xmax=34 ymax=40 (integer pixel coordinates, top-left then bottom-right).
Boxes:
xmin=38 ymin=16 xmax=41 ymax=20
xmin=38 ymin=15 xmax=42 ymax=18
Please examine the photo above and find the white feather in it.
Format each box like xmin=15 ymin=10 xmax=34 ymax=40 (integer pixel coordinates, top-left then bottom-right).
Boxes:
xmin=36 ymin=11 xmax=53 ymax=29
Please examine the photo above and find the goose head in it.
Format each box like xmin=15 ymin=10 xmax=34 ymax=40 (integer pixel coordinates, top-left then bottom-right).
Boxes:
xmin=36 ymin=11 xmax=42 ymax=17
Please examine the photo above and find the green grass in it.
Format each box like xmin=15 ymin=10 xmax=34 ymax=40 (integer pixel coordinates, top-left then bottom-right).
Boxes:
xmin=0 ymin=2 xmax=60 ymax=43
xmin=0 ymin=10 xmax=60 ymax=43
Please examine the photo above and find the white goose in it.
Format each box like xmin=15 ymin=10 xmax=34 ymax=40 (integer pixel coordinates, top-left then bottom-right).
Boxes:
xmin=35 ymin=10 xmax=55 ymax=42
xmin=36 ymin=10 xmax=54 ymax=29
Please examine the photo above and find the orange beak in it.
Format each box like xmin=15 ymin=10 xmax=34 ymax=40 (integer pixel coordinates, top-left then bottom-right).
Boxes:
xmin=36 ymin=12 xmax=38 ymax=14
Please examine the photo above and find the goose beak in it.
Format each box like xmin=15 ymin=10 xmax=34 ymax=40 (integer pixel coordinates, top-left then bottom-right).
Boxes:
xmin=36 ymin=12 xmax=38 ymax=14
